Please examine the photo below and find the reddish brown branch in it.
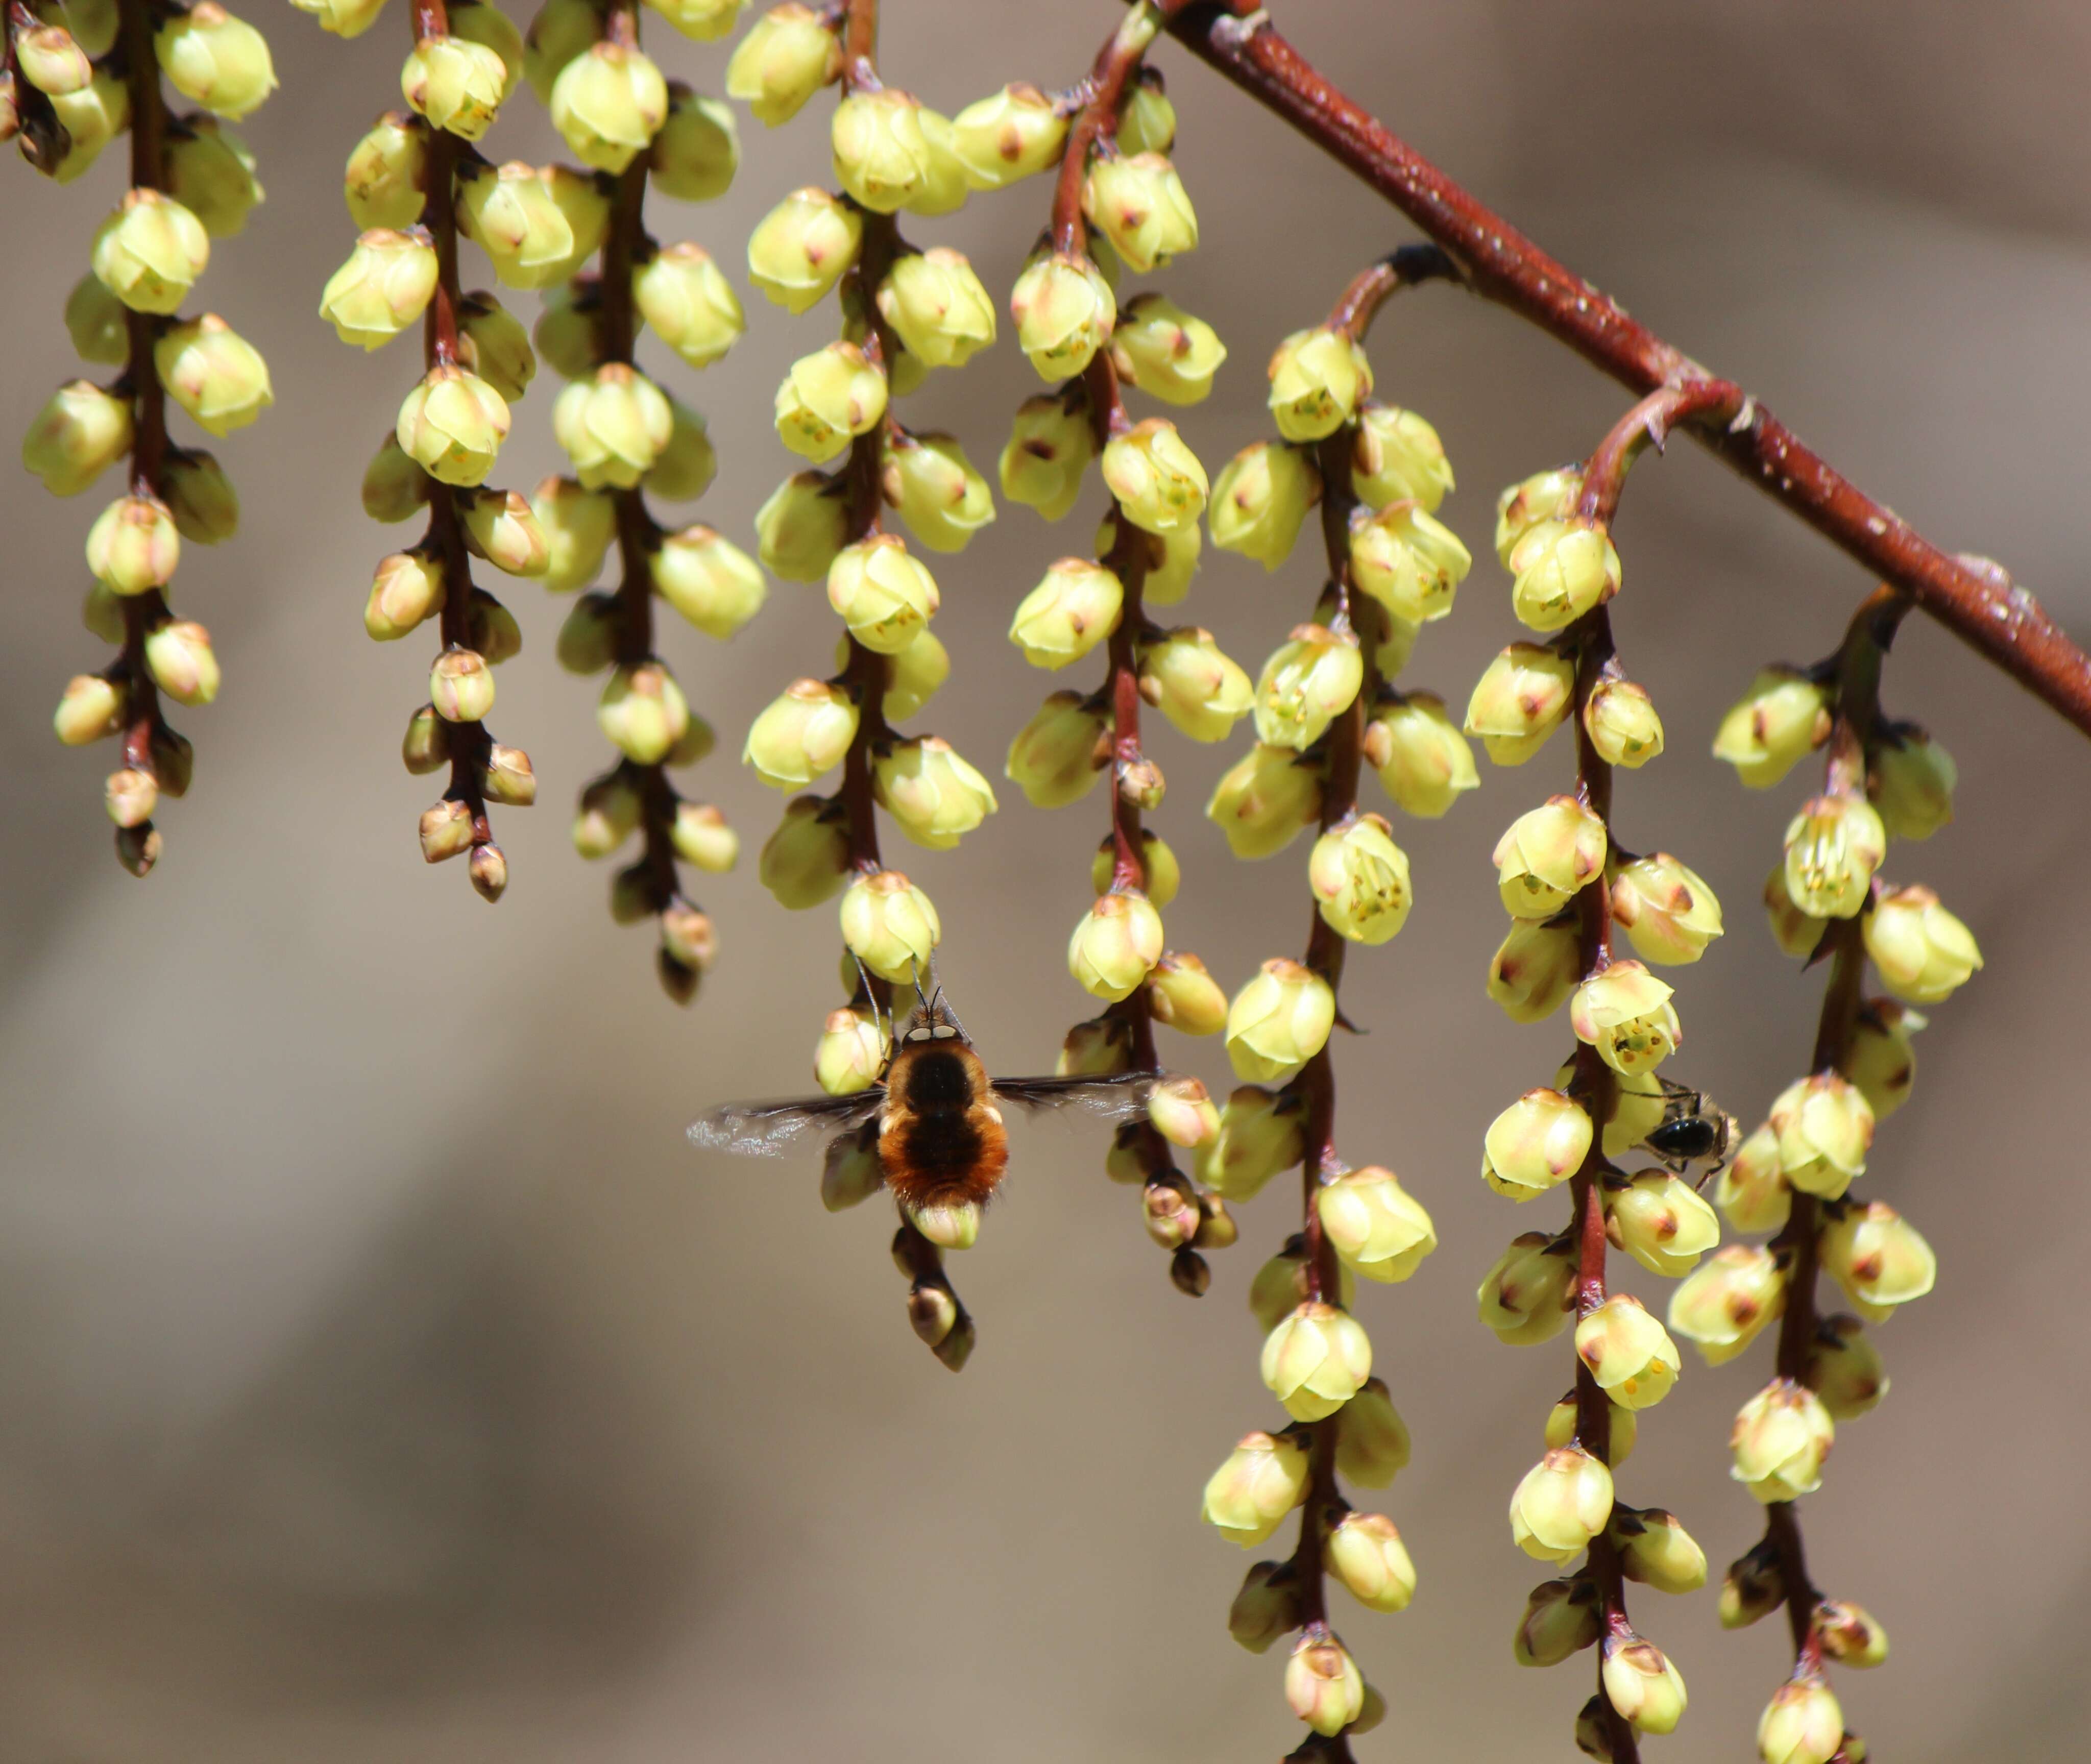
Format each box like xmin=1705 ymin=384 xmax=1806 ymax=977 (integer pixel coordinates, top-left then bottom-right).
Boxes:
xmin=1324 ymin=243 xmax=1460 ymax=341
xmin=1160 ymin=4 xmax=2091 ymax=737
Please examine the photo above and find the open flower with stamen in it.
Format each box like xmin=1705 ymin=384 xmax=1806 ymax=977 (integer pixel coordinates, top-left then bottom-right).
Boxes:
xmin=1260 ymin=1301 xmax=1372 ymax=1422
xmin=1569 ymin=959 xmax=1682 ymax=1075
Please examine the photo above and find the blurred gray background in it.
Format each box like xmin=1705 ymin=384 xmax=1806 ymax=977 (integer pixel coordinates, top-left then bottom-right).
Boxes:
xmin=4 ymin=2 xmax=2089 ymax=1759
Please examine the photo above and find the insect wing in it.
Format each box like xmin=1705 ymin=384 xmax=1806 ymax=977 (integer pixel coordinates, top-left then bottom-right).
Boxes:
xmin=990 ymin=1070 xmax=1154 ymax=1126
xmin=688 ymin=1087 xmax=884 ymax=1158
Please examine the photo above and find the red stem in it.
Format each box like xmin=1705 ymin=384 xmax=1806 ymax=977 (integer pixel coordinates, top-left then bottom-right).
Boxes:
xmin=1159 ymin=4 xmax=2091 ymax=737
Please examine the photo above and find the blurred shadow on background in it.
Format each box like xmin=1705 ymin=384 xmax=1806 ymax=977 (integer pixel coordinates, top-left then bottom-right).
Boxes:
xmin=4 ymin=3 xmax=2090 ymax=1760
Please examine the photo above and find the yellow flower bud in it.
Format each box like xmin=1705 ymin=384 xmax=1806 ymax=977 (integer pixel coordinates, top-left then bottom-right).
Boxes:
xmin=840 ymin=869 xmax=940 ymax=983
xmin=1081 ymin=150 xmax=1198 ymax=274
xmin=815 ymin=1004 xmax=887 ymax=1096
xmin=454 ymin=489 xmax=544 ymax=578
xmin=1283 ymin=1633 xmax=1365 ymax=1737
xmin=1510 ymin=1446 xmax=1613 ymax=1562
xmin=1494 ymin=467 xmax=1583 ymax=567
xmin=725 ymin=3 xmax=838 ymax=124
xmin=1515 ymin=1576 xmax=1600 ymax=1666
xmin=1352 ymin=404 xmax=1452 ymax=512
xmin=1668 ymin=1244 xmax=1785 ymax=1365
xmin=319 ymin=227 xmax=436 ymax=350
xmin=1107 ymin=291 xmax=1226 ymax=406
xmin=1820 ymin=1198 xmax=1935 ymax=1314
xmin=881 ymin=431 xmax=994 ymax=554
xmin=54 ymin=672 xmax=125 ymax=746
xmin=1200 ymin=1429 xmax=1309 ymax=1548
xmin=397 ymin=364 xmax=508 ymax=486
xmin=1732 ymin=1378 xmax=1834 ymax=1503
xmin=650 ymin=84 xmax=738 ymax=201
xmin=1145 ymin=950 xmax=1227 ymax=1037
xmin=1226 ymin=1558 xmax=1300 ymax=1654
xmin=1864 ymin=884 xmax=1981 ymax=1003
xmin=595 ymin=660 xmax=688 ymax=762
xmin=1207 ymin=742 xmax=1320 ymax=859
xmin=1327 ymin=1512 xmax=1415 ymax=1613
xmin=818 ymin=1117 xmax=883 ymax=1210
xmin=1225 ymin=958 xmax=1335 ymax=1083
xmin=1117 ymin=77 xmax=1175 ymax=156
xmin=908 ymin=1195 xmax=979 ymax=1251
xmin=631 ymin=241 xmax=744 ymax=370
xmin=1481 ymin=1089 xmax=1592 ymax=1201
xmin=526 ymin=476 xmax=610 ymax=593
xmin=1319 ymin=1166 xmax=1435 ymax=1284
xmin=1008 ymin=557 xmax=1121 ymax=669
xmin=16 ymin=19 xmax=91 ymax=94
xmin=774 ymin=340 xmax=886 ymax=462
xmin=642 ymin=0 xmax=742 ymax=39
xmin=653 ymin=399 xmax=716 ymax=502
xmin=536 ymin=163 xmax=613 ymax=284
xmin=344 ymin=112 xmax=425 ymax=230
xmin=1261 ymin=1300 xmax=1371 ymax=1423
xmin=1870 ymin=726 xmax=1955 ymax=840
xmin=828 ymin=534 xmax=938 ymax=654
xmin=1719 ymin=1539 xmax=1786 ymax=1630
xmin=1602 ymin=1069 xmax=1670 ymax=1160
xmin=63 ymin=273 xmax=130 ymax=365
xmin=1711 ymin=1123 xmax=1790 ymax=1234
xmin=1713 ymin=666 xmax=1833 ymax=788
xmin=875 ymin=247 xmax=994 ymax=369
xmin=1494 ymin=795 xmax=1608 ymax=918
xmin=1360 ymin=692 xmax=1476 ymax=820
xmin=756 ymin=796 xmax=848 ymax=909
xmin=1349 ymin=500 xmax=1471 ymax=623
xmin=552 ymin=363 xmax=670 ymax=489
xmin=1584 ymin=677 xmax=1664 ymax=768
xmin=652 ymin=524 xmax=765 ymax=637
xmin=1194 ymin=1087 xmax=1302 ymax=1200
xmin=154 ymin=312 xmax=272 ymax=437
xmin=1310 ymin=813 xmax=1413 ymax=945
xmin=1847 ymin=998 xmax=1922 ymax=1120
xmin=40 ymin=68 xmax=128 ymax=184
xmin=746 ymin=186 xmax=862 ymax=313
xmin=744 ymin=678 xmax=857 ymax=789
xmin=998 ymin=393 xmax=1094 ymax=521
xmin=1614 ymin=1506 xmax=1706 ymax=1595
xmin=1508 ymin=517 xmax=1622 ymax=632
xmin=164 ymin=451 xmax=238 ymax=544
xmin=1609 ymin=1171 xmax=1720 ymax=1278
xmin=1478 ymin=920 xmax=1575 ymax=1027
xmin=1267 ymin=325 xmax=1371 ymax=443
xmin=1465 ymin=642 xmax=1576 ymax=765
xmin=1101 ymin=416 xmax=1207 ymax=535
xmin=755 ymin=470 xmax=848 ymax=581
xmin=446 ymin=1 xmax=523 ymax=103
xmin=1601 ymin=1635 xmax=1687 ymax=1735
xmin=364 ymin=548 xmax=442 ymax=641
xmin=1815 ymin=1599 xmax=1889 ymax=1669
xmin=549 ymin=40 xmax=668 ymax=173
xmin=668 ymin=801 xmax=736 ymax=872
xmin=419 ymin=798 xmax=476 ymax=864
xmin=1136 ymin=626 xmax=1250 ymax=742
xmin=1254 ymin=623 xmax=1363 ymax=750
xmin=453 ymin=162 xmax=574 ymax=290
xmin=949 ymin=81 xmax=1065 ymax=187
xmin=1610 ymin=852 xmax=1723 ymax=966
xmin=1576 ymin=1294 xmax=1681 ymax=1410
xmin=829 ymin=85 xmax=935 ymax=212
xmin=21 ymin=379 xmax=132 ymax=496
xmin=400 ymin=32 xmax=506 ymax=139
xmin=1570 ymin=960 xmax=1682 ymax=1076
xmin=1008 ymin=250 xmax=1115 ymax=381
xmin=85 ymin=494 xmax=180 ymax=595
xmin=92 ymin=188 xmax=210 ymax=315
xmin=1066 ymin=891 xmax=1164 ymax=1001
xmin=450 ymin=295 xmax=534 ymax=403
xmin=1209 ymin=468 xmax=1323 ymax=610
xmin=156 ymin=4 xmax=276 ymax=120
xmin=428 ymin=645 xmax=493 ymax=723
xmin=1767 ymin=1072 xmax=1870 ymax=1198
xmin=165 ymin=116 xmax=261 ymax=237
xmin=1758 ymin=1677 xmax=1844 ymax=1764
xmin=1003 ymin=691 xmax=1107 ymax=808
xmin=874 ymin=736 xmax=998 ymax=851
xmin=1783 ymin=794 xmax=1887 ymax=920
xmin=102 ymin=763 xmax=158 ymax=828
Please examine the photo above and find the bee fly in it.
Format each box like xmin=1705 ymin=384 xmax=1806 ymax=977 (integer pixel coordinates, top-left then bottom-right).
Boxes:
xmin=1640 ymin=1074 xmax=1740 ymax=1185
xmin=688 ymin=978 xmax=1155 ymax=1221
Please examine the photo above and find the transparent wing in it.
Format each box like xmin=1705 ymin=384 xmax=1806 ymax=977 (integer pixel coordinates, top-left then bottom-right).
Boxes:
xmin=991 ymin=1071 xmax=1155 ymax=1126
xmin=688 ymin=1088 xmax=884 ymax=1158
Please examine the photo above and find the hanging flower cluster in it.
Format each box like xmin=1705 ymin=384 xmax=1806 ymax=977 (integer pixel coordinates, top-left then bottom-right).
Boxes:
xmin=299 ymin=0 xmax=556 ymax=901
xmin=1471 ymin=383 xmax=1745 ymax=1760
xmin=521 ymin=0 xmax=749 ymax=999
xmin=1685 ymin=586 xmax=1975 ymax=1764
xmin=1193 ymin=249 xmax=1471 ymax=1757
xmin=18 ymin=0 xmax=275 ymax=872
